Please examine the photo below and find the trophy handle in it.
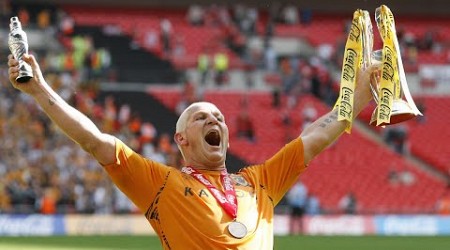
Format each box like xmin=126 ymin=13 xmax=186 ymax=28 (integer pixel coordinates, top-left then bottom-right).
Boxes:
xmin=394 ymin=25 xmax=423 ymax=117
xmin=369 ymin=50 xmax=385 ymax=107
xmin=360 ymin=11 xmax=381 ymax=106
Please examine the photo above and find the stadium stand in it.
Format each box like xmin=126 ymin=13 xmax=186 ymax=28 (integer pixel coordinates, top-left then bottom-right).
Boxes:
xmin=1 ymin=1 xmax=450 ymax=215
xmin=63 ymin=5 xmax=246 ymax=70
xmin=359 ymin=96 xmax=450 ymax=177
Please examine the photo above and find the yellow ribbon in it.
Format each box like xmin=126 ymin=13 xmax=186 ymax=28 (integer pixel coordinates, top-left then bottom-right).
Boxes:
xmin=334 ymin=10 xmax=365 ymax=133
xmin=375 ymin=5 xmax=400 ymax=126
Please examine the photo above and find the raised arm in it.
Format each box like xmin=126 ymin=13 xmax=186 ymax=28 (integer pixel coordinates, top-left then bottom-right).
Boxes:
xmin=8 ymin=54 xmax=116 ymax=165
xmin=300 ymin=63 xmax=380 ymax=165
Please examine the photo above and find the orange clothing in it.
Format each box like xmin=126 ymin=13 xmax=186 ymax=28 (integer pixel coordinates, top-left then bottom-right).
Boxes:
xmin=40 ymin=196 xmax=56 ymax=214
xmin=104 ymin=138 xmax=306 ymax=250
xmin=437 ymin=197 xmax=450 ymax=215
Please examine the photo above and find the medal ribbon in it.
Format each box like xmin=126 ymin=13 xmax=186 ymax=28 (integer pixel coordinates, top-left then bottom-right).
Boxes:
xmin=181 ymin=166 xmax=237 ymax=219
xmin=334 ymin=10 xmax=365 ymax=133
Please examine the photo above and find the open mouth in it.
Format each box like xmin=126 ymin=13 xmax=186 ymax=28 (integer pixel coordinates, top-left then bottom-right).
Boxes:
xmin=205 ymin=130 xmax=221 ymax=146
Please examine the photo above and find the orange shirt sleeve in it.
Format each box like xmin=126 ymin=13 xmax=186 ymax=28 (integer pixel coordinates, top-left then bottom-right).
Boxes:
xmin=103 ymin=138 xmax=171 ymax=213
xmin=240 ymin=137 xmax=306 ymax=206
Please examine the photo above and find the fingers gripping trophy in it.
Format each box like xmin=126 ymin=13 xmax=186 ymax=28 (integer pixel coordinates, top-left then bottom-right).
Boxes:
xmin=335 ymin=5 xmax=422 ymax=132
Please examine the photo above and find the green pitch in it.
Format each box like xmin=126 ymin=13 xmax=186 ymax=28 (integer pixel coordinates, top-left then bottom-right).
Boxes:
xmin=0 ymin=235 xmax=449 ymax=250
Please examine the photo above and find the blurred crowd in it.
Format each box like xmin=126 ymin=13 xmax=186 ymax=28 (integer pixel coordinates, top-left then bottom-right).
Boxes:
xmin=0 ymin=3 xmax=182 ymax=214
xmin=0 ymin=65 xmax=185 ymax=214
xmin=0 ymin=63 xmax=186 ymax=214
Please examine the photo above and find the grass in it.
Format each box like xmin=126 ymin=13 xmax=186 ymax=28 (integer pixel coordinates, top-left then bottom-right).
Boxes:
xmin=0 ymin=235 xmax=450 ymax=250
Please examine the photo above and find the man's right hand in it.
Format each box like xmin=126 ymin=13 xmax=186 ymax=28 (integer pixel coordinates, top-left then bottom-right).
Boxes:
xmin=8 ymin=54 xmax=45 ymax=95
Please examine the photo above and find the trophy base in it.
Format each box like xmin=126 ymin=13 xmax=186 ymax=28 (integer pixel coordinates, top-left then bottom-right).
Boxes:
xmin=16 ymin=63 xmax=33 ymax=83
xmin=370 ymin=100 xmax=421 ymax=126
xmin=16 ymin=73 xmax=33 ymax=83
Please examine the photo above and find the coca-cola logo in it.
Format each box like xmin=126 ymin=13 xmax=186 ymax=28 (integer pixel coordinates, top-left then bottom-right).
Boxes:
xmin=343 ymin=49 xmax=357 ymax=82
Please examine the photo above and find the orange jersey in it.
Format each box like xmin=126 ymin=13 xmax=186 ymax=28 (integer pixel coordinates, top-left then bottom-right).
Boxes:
xmin=104 ymin=138 xmax=306 ymax=250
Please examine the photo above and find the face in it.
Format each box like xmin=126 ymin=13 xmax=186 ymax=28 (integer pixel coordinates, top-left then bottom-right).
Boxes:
xmin=175 ymin=102 xmax=229 ymax=169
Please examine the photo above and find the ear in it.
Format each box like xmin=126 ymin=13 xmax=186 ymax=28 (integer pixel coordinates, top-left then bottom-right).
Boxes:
xmin=174 ymin=132 xmax=188 ymax=146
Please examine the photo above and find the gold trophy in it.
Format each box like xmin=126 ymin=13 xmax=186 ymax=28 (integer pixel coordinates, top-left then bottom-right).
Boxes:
xmin=368 ymin=5 xmax=423 ymax=126
xmin=335 ymin=5 xmax=422 ymax=132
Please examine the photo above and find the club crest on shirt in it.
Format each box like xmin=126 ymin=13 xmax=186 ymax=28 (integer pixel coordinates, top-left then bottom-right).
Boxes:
xmin=231 ymin=174 xmax=251 ymax=187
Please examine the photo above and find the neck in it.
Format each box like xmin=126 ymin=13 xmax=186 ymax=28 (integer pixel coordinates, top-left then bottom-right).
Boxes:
xmin=187 ymin=165 xmax=226 ymax=172
xmin=183 ymin=157 xmax=226 ymax=172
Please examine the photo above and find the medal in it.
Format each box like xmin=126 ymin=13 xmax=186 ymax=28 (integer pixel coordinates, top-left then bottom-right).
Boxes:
xmin=182 ymin=166 xmax=248 ymax=239
xmin=228 ymin=221 xmax=247 ymax=239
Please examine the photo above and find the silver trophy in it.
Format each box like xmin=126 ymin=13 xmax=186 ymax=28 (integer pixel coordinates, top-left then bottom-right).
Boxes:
xmin=8 ymin=16 xmax=33 ymax=83
xmin=367 ymin=6 xmax=422 ymax=126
